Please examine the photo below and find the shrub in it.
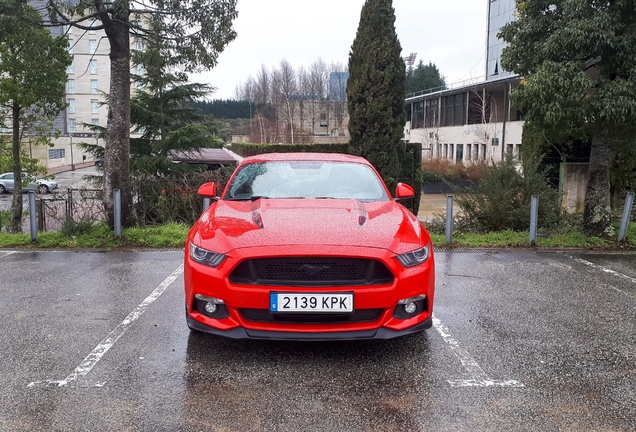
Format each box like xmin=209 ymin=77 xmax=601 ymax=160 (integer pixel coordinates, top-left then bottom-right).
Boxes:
xmin=0 ymin=210 xmax=9 ymax=233
xmin=421 ymin=159 xmax=488 ymax=183
xmin=452 ymin=155 xmax=563 ymax=233
xmin=60 ymin=215 xmax=96 ymax=237
xmin=134 ymin=167 xmax=235 ymax=226
xmin=229 ymin=143 xmax=348 ymax=158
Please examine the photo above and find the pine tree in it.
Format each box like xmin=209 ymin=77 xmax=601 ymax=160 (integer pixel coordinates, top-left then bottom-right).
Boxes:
xmin=347 ymin=0 xmax=406 ymax=190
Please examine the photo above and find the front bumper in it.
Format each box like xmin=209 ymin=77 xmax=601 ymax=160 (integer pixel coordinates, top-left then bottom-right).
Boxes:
xmin=184 ymin=244 xmax=435 ymax=340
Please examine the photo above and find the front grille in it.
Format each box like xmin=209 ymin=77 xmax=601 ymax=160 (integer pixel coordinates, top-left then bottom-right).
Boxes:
xmin=229 ymin=257 xmax=394 ymax=287
xmin=240 ymin=308 xmax=383 ymax=324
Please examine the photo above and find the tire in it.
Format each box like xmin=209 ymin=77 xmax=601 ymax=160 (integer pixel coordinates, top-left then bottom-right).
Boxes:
xmin=0 ymin=184 xmax=5 ymax=194
xmin=37 ymin=184 xmax=49 ymax=194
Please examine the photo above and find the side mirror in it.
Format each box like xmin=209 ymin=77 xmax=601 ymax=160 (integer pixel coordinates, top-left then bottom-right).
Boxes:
xmin=394 ymin=183 xmax=415 ymax=201
xmin=198 ymin=182 xmax=218 ymax=199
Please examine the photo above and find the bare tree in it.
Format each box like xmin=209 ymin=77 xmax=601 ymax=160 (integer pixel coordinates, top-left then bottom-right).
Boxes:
xmin=233 ymin=84 xmax=242 ymax=101
xmin=308 ymin=58 xmax=328 ymax=134
xmin=277 ymin=59 xmax=297 ymax=144
xmin=297 ymin=66 xmax=308 ymax=133
xmin=330 ymin=62 xmax=348 ymax=136
xmin=254 ymin=64 xmax=270 ymax=105
xmin=467 ymin=88 xmax=500 ymax=163
xmin=270 ymin=68 xmax=282 ymax=141
xmin=243 ymin=76 xmax=255 ymax=135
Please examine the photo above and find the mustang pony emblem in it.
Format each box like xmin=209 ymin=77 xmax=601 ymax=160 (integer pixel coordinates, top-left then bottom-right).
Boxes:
xmin=299 ymin=264 xmax=330 ymax=276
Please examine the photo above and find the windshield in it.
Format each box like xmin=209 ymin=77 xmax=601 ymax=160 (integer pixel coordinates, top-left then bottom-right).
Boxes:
xmin=224 ymin=161 xmax=390 ymax=202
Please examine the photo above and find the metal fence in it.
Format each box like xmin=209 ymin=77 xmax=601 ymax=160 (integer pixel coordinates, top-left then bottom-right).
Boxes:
xmin=35 ymin=188 xmax=106 ymax=232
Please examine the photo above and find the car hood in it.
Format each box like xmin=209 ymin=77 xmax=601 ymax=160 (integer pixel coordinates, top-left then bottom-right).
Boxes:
xmin=193 ymin=199 xmax=425 ymax=255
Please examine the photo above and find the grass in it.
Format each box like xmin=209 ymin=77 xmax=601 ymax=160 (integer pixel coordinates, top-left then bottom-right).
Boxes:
xmin=1 ymin=220 xmax=634 ymax=251
xmin=0 ymin=222 xmax=190 ymax=249
xmin=429 ymin=222 xmax=636 ymax=249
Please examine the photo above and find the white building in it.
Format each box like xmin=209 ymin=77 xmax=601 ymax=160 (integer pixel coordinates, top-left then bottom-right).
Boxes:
xmin=3 ymin=2 xmax=144 ymax=171
xmin=405 ymin=0 xmax=522 ymax=164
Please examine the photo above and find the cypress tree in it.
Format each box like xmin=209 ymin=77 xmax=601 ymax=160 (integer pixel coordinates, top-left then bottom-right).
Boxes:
xmin=347 ymin=0 xmax=406 ymax=190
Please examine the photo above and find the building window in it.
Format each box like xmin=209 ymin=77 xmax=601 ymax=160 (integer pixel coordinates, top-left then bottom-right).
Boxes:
xmin=67 ymin=60 xmax=74 ymax=74
xmin=67 ymin=79 xmax=75 ymax=94
xmin=90 ymin=60 xmax=98 ymax=75
xmin=68 ymin=99 xmax=76 ymax=114
xmin=89 ymin=40 xmax=97 ymax=54
xmin=444 ymin=144 xmax=448 ymax=158
xmin=68 ymin=39 xmax=73 ymax=54
xmin=442 ymin=96 xmax=454 ymax=127
xmin=69 ymin=118 xmax=76 ymax=132
xmin=466 ymin=144 xmax=472 ymax=160
xmin=49 ymin=149 xmax=65 ymax=159
xmin=135 ymin=40 xmax=143 ymax=51
xmin=91 ymin=118 xmax=99 ymax=126
xmin=320 ymin=113 xmax=328 ymax=127
xmin=91 ymin=80 xmax=98 ymax=94
xmin=456 ymin=144 xmax=464 ymax=162
xmin=91 ymin=99 xmax=99 ymax=113
xmin=491 ymin=137 xmax=499 ymax=146
xmin=475 ymin=143 xmax=479 ymax=160
xmin=425 ymin=99 xmax=438 ymax=128
xmin=516 ymin=144 xmax=522 ymax=161
xmin=66 ymin=25 xmax=73 ymax=35
xmin=449 ymin=144 xmax=454 ymax=160
xmin=136 ymin=64 xmax=144 ymax=75
xmin=481 ymin=144 xmax=487 ymax=159
xmin=89 ymin=20 xmax=96 ymax=35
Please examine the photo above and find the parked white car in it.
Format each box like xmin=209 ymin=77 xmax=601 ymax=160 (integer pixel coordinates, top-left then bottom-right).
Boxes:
xmin=0 ymin=172 xmax=59 ymax=194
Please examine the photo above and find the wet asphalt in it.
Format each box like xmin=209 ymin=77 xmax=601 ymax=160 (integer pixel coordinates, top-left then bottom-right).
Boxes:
xmin=0 ymin=250 xmax=635 ymax=431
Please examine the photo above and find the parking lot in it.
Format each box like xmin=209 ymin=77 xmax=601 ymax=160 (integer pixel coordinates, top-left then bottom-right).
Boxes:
xmin=0 ymin=249 xmax=635 ymax=431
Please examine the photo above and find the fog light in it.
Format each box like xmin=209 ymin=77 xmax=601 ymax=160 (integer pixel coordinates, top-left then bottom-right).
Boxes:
xmin=204 ymin=302 xmax=217 ymax=314
xmin=404 ymin=302 xmax=417 ymax=314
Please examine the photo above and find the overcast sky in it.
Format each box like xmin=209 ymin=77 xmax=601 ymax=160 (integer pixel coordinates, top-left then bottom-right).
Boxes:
xmin=190 ymin=0 xmax=489 ymax=100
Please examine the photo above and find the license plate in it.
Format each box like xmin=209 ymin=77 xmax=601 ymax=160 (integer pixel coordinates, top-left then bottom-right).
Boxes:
xmin=270 ymin=293 xmax=353 ymax=313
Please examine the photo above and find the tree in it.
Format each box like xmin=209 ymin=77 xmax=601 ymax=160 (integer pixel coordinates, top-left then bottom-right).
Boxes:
xmin=81 ymin=17 xmax=224 ymax=177
xmin=0 ymin=3 xmax=71 ymax=233
xmin=308 ymin=58 xmax=328 ymax=134
xmin=500 ymin=1 xmax=636 ymax=236
xmin=406 ymin=60 xmax=446 ymax=95
xmin=347 ymin=0 xmax=406 ymax=189
xmin=276 ymin=59 xmax=297 ymax=145
xmin=44 ymin=0 xmax=238 ymax=228
xmin=330 ymin=62 xmax=349 ymax=134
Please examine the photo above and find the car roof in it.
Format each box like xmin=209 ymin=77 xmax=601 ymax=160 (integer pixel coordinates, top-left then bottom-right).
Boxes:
xmin=241 ymin=152 xmax=371 ymax=165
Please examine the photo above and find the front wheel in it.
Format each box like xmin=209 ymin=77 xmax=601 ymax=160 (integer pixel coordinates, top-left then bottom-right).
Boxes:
xmin=0 ymin=184 xmax=6 ymax=194
xmin=37 ymin=184 xmax=49 ymax=194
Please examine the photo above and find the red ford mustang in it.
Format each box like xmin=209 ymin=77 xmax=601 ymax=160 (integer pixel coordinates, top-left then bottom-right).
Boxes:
xmin=184 ymin=153 xmax=435 ymax=340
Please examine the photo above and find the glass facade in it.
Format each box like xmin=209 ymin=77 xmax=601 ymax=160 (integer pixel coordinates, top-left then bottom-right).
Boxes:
xmin=486 ymin=0 xmax=516 ymax=79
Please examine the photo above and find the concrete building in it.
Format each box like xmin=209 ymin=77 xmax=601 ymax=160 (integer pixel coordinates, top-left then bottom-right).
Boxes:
xmin=404 ymin=0 xmax=522 ymax=165
xmin=2 ymin=4 xmax=143 ymax=171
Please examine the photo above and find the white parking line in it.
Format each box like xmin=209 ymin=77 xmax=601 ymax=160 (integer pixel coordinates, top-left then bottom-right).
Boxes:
xmin=432 ymin=315 xmax=525 ymax=388
xmin=566 ymin=255 xmax=636 ymax=286
xmin=0 ymin=251 xmax=17 ymax=259
xmin=28 ymin=264 xmax=184 ymax=388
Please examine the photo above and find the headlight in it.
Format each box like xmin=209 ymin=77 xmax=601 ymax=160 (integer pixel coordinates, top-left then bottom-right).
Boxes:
xmin=396 ymin=244 xmax=431 ymax=268
xmin=189 ymin=242 xmax=226 ymax=267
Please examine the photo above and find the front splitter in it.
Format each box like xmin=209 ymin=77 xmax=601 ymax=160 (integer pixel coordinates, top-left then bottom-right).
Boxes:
xmin=186 ymin=315 xmax=432 ymax=341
